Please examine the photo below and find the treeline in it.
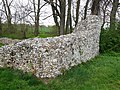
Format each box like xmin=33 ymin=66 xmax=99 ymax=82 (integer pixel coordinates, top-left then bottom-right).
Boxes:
xmin=0 ymin=0 xmax=120 ymax=37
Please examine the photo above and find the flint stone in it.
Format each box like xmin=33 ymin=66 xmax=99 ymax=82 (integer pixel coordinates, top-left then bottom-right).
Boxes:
xmin=0 ymin=15 xmax=102 ymax=78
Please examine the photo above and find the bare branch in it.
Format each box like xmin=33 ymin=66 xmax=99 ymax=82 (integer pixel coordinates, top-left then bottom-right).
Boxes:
xmin=9 ymin=0 xmax=14 ymax=7
xmin=42 ymin=14 xmax=52 ymax=20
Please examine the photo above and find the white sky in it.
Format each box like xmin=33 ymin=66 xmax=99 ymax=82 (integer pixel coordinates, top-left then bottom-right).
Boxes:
xmin=0 ymin=0 xmax=86 ymax=26
xmin=34 ymin=0 xmax=86 ymax=26
xmin=5 ymin=0 xmax=118 ymax=28
xmin=39 ymin=0 xmax=86 ymax=26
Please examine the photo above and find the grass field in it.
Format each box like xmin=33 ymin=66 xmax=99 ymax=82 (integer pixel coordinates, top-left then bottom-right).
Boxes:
xmin=0 ymin=52 xmax=120 ymax=90
xmin=0 ymin=25 xmax=120 ymax=90
xmin=1 ymin=25 xmax=59 ymax=39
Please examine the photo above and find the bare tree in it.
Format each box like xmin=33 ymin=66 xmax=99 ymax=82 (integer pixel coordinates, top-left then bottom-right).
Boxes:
xmin=32 ymin=0 xmax=41 ymax=36
xmin=12 ymin=0 xmax=34 ymax=38
xmin=0 ymin=1 xmax=2 ymax=35
xmin=30 ymin=0 xmax=47 ymax=36
xmin=84 ymin=0 xmax=90 ymax=19
xmin=44 ymin=0 xmax=66 ymax=35
xmin=101 ymin=0 xmax=111 ymax=29
xmin=2 ymin=0 xmax=13 ymax=31
xmin=91 ymin=0 xmax=101 ymax=15
xmin=59 ymin=0 xmax=66 ymax=35
xmin=110 ymin=0 xmax=119 ymax=30
xmin=0 ymin=17 xmax=2 ymax=35
xmin=13 ymin=0 xmax=32 ymax=24
xmin=51 ymin=0 xmax=60 ymax=32
xmin=66 ymin=0 xmax=72 ymax=34
xmin=75 ymin=0 xmax=80 ymax=26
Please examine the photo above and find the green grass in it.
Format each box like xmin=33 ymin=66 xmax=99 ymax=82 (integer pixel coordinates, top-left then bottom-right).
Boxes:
xmin=1 ymin=24 xmax=59 ymax=39
xmin=0 ymin=52 xmax=120 ymax=90
xmin=0 ymin=69 xmax=48 ymax=90
xmin=49 ymin=52 xmax=120 ymax=90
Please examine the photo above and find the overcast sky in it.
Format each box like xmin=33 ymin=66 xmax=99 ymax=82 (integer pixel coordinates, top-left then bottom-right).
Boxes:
xmin=32 ymin=0 xmax=86 ymax=26
xmin=0 ymin=0 xmax=87 ymax=26
xmin=21 ymin=0 xmax=86 ymax=26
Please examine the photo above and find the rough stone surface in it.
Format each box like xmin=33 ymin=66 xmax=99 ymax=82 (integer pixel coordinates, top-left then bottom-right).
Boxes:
xmin=0 ymin=38 xmax=21 ymax=45
xmin=0 ymin=15 xmax=102 ymax=78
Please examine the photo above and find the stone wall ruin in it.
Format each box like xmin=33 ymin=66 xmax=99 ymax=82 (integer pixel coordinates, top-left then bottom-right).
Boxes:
xmin=0 ymin=37 xmax=21 ymax=45
xmin=0 ymin=15 xmax=102 ymax=78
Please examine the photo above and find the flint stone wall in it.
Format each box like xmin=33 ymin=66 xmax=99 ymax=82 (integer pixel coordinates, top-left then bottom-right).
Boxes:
xmin=0 ymin=37 xmax=21 ymax=45
xmin=0 ymin=15 xmax=102 ymax=78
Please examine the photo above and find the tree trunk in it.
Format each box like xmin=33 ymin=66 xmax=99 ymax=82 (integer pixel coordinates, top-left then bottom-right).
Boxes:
xmin=44 ymin=0 xmax=60 ymax=35
xmin=101 ymin=0 xmax=110 ymax=29
xmin=6 ymin=0 xmax=12 ymax=28
xmin=75 ymin=0 xmax=80 ymax=26
xmin=84 ymin=0 xmax=90 ymax=19
xmin=50 ymin=0 xmax=60 ymax=34
xmin=44 ymin=0 xmax=66 ymax=35
xmin=21 ymin=24 xmax=27 ymax=39
xmin=110 ymin=0 xmax=119 ymax=30
xmin=91 ymin=0 xmax=101 ymax=15
xmin=59 ymin=0 xmax=66 ymax=35
xmin=66 ymin=0 xmax=72 ymax=34
xmin=2 ymin=0 xmax=12 ymax=31
xmin=34 ymin=20 xmax=39 ymax=36
xmin=34 ymin=0 xmax=40 ymax=36
xmin=0 ymin=17 xmax=2 ymax=36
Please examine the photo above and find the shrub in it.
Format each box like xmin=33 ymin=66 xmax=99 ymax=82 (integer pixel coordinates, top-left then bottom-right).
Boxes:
xmin=100 ymin=29 xmax=120 ymax=53
xmin=0 ymin=43 xmax=4 ymax=47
